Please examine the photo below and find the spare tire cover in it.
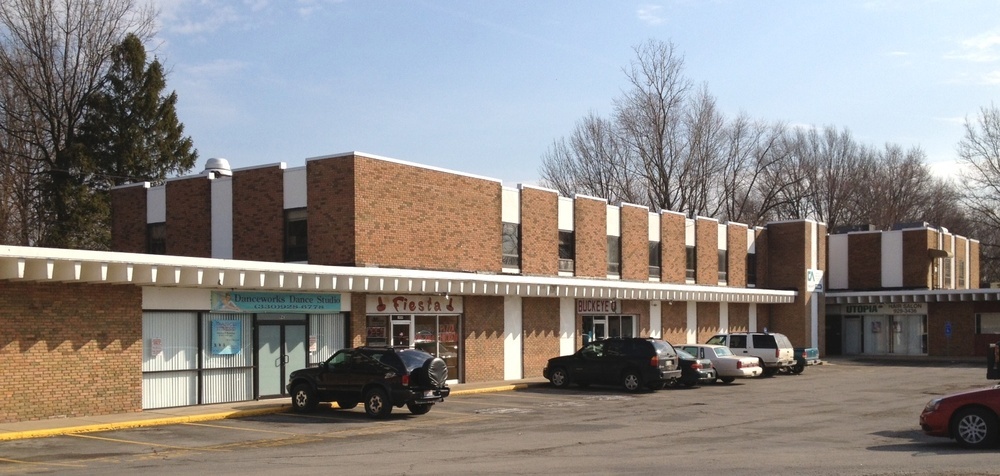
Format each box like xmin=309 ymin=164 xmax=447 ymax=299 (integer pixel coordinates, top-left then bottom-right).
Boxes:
xmin=423 ymin=357 xmax=448 ymax=387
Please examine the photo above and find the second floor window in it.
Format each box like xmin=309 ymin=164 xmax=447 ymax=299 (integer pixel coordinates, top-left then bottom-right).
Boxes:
xmin=747 ymin=252 xmax=757 ymax=286
xmin=685 ymin=246 xmax=696 ymax=280
xmin=502 ymin=222 xmax=520 ymax=269
xmin=648 ymin=241 xmax=661 ymax=278
xmin=147 ymin=222 xmax=166 ymax=254
xmin=607 ymin=236 xmax=621 ymax=275
xmin=284 ymin=208 xmax=308 ymax=262
xmin=718 ymin=249 xmax=728 ymax=282
xmin=559 ymin=230 xmax=575 ymax=273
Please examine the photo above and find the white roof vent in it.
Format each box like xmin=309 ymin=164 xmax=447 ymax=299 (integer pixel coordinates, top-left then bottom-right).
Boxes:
xmin=204 ymin=158 xmax=232 ymax=178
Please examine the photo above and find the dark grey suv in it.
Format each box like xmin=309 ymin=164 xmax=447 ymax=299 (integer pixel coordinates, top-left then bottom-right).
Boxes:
xmin=543 ymin=338 xmax=682 ymax=392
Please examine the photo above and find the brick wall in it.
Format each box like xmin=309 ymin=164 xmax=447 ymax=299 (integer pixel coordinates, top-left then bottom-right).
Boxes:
xmin=754 ymin=227 xmax=769 ymax=288
xmin=695 ymin=218 xmax=718 ymax=285
xmin=660 ymin=301 xmax=687 ymax=345
xmin=902 ymin=229 xmax=934 ymax=289
xmin=661 ymin=212 xmax=686 ymax=284
xmin=928 ymin=301 xmax=976 ymax=357
xmin=620 ymin=204 xmax=649 ymax=281
xmin=166 ymin=176 xmax=212 ymax=257
xmin=697 ymin=302 xmax=720 ymax=343
xmin=307 ymin=157 xmax=356 ymax=266
xmin=971 ymin=241 xmax=981 ymax=288
xmin=848 ymin=233 xmax=881 ymax=290
xmin=956 ymin=237 xmax=968 ymax=289
xmin=232 ymin=165 xmax=285 ymax=262
xmin=573 ymin=197 xmax=607 ymax=278
xmin=763 ymin=221 xmax=810 ymax=344
xmin=727 ymin=223 xmax=748 ymax=287
xmin=0 ymin=282 xmax=142 ymax=423
xmin=522 ymin=297 xmax=559 ymax=378
xmin=520 ymin=187 xmax=559 ymax=276
xmin=728 ymin=303 xmax=749 ymax=332
xmin=463 ymin=296 xmax=505 ymax=382
xmin=110 ymin=183 xmax=148 ymax=253
xmin=350 ymin=156 xmax=502 ymax=272
xmin=349 ymin=293 xmax=367 ymax=348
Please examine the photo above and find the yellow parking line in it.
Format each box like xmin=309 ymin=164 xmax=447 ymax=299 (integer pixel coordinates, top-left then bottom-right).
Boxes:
xmin=0 ymin=456 xmax=85 ymax=468
xmin=182 ymin=421 xmax=302 ymax=436
xmin=68 ymin=433 xmax=223 ymax=451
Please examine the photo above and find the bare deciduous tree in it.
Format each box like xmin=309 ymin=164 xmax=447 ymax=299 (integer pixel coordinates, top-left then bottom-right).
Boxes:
xmin=540 ymin=112 xmax=642 ymax=204
xmin=615 ymin=39 xmax=691 ymax=212
xmin=0 ymin=0 xmax=155 ymax=247
xmin=958 ymin=104 xmax=1000 ymax=283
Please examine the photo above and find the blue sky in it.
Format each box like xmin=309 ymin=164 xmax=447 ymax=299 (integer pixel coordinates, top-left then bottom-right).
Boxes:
xmin=152 ymin=1 xmax=1000 ymax=185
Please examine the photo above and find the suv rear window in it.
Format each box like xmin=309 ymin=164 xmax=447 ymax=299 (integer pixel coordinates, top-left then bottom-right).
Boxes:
xmin=774 ymin=334 xmax=793 ymax=347
xmin=752 ymin=334 xmax=777 ymax=348
xmin=651 ymin=339 xmax=676 ymax=357
xmin=395 ymin=349 xmax=434 ymax=371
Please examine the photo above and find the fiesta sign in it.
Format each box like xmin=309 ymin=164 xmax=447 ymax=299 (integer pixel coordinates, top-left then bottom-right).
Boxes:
xmin=366 ymin=295 xmax=464 ymax=314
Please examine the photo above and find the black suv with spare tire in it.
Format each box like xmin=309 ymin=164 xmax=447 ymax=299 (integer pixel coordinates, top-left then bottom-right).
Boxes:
xmin=287 ymin=346 xmax=450 ymax=418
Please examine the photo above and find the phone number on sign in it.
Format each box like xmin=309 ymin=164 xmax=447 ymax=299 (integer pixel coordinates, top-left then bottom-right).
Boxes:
xmin=246 ymin=304 xmax=329 ymax=310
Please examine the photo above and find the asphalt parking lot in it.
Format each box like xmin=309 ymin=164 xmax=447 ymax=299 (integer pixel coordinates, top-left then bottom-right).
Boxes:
xmin=1 ymin=359 xmax=998 ymax=475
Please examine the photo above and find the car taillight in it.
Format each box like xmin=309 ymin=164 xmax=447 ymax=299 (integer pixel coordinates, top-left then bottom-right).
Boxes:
xmin=402 ymin=374 xmax=410 ymax=386
xmin=737 ymin=360 xmax=743 ymax=369
xmin=650 ymin=355 xmax=659 ymax=367
xmin=691 ymin=362 xmax=702 ymax=370
xmin=775 ymin=349 xmax=780 ymax=358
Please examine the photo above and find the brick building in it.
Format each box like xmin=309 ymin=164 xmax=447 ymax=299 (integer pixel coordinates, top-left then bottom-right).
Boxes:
xmin=1 ymin=151 xmax=996 ymax=424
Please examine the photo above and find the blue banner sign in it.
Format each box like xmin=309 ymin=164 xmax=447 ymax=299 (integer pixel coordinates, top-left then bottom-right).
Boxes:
xmin=211 ymin=291 xmax=341 ymax=313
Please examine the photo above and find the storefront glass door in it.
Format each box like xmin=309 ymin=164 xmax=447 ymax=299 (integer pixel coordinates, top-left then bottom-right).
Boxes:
xmin=258 ymin=320 xmax=306 ymax=398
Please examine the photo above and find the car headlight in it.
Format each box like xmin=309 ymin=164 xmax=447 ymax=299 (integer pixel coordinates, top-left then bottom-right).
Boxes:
xmin=924 ymin=398 xmax=941 ymax=412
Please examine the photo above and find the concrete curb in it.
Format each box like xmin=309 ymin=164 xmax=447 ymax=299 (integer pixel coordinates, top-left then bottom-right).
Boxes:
xmin=0 ymin=406 xmax=290 ymax=442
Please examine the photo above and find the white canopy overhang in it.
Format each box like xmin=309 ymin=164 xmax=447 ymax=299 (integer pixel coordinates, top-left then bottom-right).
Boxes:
xmin=0 ymin=245 xmax=797 ymax=304
xmin=826 ymin=288 xmax=1000 ymax=304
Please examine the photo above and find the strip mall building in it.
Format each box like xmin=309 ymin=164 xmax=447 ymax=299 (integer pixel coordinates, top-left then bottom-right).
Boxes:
xmin=3 ymin=152 xmax=999 ymax=424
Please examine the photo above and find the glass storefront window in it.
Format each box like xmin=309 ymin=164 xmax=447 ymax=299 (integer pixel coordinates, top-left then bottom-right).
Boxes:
xmin=367 ymin=313 xmax=461 ymax=382
xmin=583 ymin=315 xmax=635 ymax=344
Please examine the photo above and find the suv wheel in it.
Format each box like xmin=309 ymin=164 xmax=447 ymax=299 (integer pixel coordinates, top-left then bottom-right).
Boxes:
xmin=622 ymin=370 xmax=643 ymax=393
xmin=364 ymin=387 xmax=392 ymax=419
xmin=290 ymin=383 xmax=318 ymax=413
xmin=549 ymin=367 xmax=570 ymax=388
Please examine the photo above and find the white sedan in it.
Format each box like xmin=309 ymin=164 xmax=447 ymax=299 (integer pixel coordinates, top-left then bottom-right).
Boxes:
xmin=679 ymin=344 xmax=762 ymax=383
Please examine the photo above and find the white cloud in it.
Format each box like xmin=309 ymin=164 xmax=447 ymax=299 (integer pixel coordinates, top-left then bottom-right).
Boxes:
xmin=158 ymin=2 xmax=245 ymax=35
xmin=946 ymin=31 xmax=1000 ymax=63
xmin=637 ymin=5 xmax=666 ymax=25
xmin=180 ymin=59 xmax=248 ymax=80
xmin=981 ymin=70 xmax=1000 ymax=85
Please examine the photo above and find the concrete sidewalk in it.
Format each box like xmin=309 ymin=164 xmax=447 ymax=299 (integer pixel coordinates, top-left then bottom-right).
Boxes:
xmin=0 ymin=377 xmax=550 ymax=442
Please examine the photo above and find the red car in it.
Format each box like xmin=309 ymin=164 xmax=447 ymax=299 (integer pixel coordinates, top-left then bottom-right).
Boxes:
xmin=920 ymin=386 xmax=1000 ymax=448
